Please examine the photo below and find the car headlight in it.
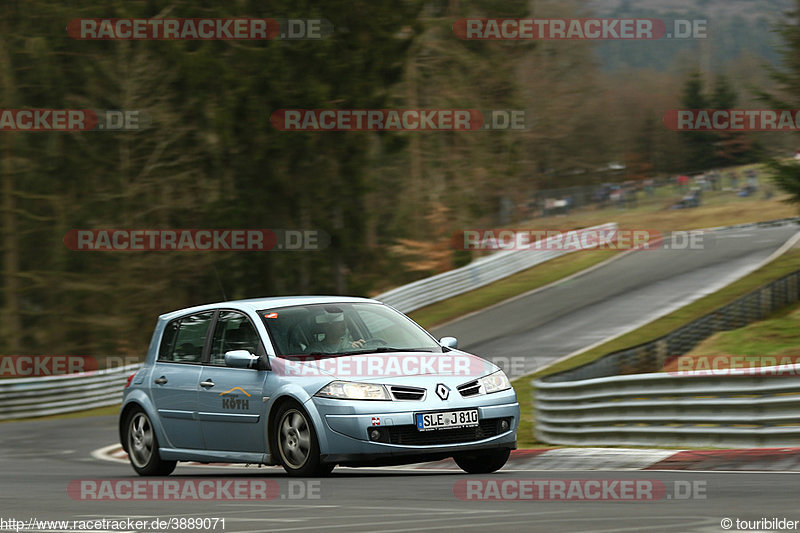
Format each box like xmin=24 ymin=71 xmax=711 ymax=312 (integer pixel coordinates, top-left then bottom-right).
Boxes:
xmin=315 ymin=381 xmax=392 ymax=401
xmin=479 ymin=370 xmax=511 ymax=394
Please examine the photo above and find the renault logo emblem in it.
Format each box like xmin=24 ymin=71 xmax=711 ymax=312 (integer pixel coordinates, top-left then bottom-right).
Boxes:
xmin=435 ymin=383 xmax=450 ymax=401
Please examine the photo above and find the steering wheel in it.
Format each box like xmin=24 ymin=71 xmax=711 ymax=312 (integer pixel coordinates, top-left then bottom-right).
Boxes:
xmin=363 ymin=337 xmax=388 ymax=347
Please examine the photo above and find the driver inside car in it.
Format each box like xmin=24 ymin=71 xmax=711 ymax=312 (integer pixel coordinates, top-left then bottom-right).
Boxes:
xmin=307 ymin=310 xmax=366 ymax=353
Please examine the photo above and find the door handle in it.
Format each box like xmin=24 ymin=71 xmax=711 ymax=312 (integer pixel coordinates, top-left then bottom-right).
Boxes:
xmin=154 ymin=376 xmax=168 ymax=385
xmin=200 ymin=380 xmax=215 ymax=388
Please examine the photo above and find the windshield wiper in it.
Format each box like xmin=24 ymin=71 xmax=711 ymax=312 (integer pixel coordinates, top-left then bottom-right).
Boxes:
xmin=328 ymin=347 xmax=438 ymax=356
xmin=374 ymin=347 xmax=436 ymax=353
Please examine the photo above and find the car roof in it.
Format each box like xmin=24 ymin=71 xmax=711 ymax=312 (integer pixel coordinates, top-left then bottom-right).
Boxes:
xmin=158 ymin=295 xmax=382 ymax=321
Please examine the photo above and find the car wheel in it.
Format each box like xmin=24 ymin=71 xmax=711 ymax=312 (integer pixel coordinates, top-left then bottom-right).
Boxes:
xmin=125 ymin=408 xmax=176 ymax=476
xmin=274 ymin=402 xmax=333 ymax=477
xmin=454 ymin=448 xmax=510 ymax=474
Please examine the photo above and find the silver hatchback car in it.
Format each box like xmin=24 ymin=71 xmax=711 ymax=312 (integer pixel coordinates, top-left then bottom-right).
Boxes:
xmin=120 ymin=296 xmax=520 ymax=476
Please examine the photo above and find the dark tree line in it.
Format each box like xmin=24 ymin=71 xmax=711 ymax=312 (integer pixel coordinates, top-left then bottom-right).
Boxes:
xmin=0 ymin=0 xmax=795 ymax=356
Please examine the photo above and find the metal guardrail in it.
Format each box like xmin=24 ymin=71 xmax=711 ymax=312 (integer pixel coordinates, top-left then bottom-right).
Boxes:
xmin=534 ymin=364 xmax=800 ymax=448
xmin=0 ymin=364 xmax=141 ymax=421
xmin=375 ymin=222 xmax=618 ymax=313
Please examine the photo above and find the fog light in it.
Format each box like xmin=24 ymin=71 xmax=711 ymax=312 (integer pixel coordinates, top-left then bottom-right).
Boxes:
xmin=369 ymin=429 xmax=381 ymax=441
xmin=500 ymin=419 xmax=509 ymax=431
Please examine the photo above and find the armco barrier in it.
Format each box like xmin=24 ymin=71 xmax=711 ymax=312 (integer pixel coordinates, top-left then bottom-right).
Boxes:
xmin=534 ymin=364 xmax=800 ymax=448
xmin=0 ymin=363 xmax=141 ymax=421
xmin=375 ymin=222 xmax=617 ymax=313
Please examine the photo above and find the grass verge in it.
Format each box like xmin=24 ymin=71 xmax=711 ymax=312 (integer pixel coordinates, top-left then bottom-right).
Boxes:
xmin=0 ymin=403 xmax=120 ymax=423
xmin=686 ymin=300 xmax=800 ymax=359
xmin=410 ymin=250 xmax=617 ymax=329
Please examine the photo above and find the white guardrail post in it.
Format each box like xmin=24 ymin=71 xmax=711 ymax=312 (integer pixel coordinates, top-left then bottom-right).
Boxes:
xmin=533 ymin=364 xmax=800 ymax=448
xmin=375 ymin=223 xmax=618 ymax=313
xmin=0 ymin=363 xmax=142 ymax=421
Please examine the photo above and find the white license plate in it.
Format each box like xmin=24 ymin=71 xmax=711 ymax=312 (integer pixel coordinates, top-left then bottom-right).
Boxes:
xmin=416 ymin=409 xmax=479 ymax=431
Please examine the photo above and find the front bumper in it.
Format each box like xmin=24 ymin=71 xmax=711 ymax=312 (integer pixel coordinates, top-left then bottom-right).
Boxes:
xmin=310 ymin=391 xmax=520 ymax=465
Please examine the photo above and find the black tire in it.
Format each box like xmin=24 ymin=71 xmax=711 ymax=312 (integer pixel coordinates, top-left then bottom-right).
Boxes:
xmin=273 ymin=401 xmax=334 ymax=477
xmin=454 ymin=448 xmax=510 ymax=474
xmin=124 ymin=407 xmax=177 ymax=476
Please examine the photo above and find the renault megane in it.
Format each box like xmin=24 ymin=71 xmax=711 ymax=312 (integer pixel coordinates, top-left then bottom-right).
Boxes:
xmin=120 ymin=296 xmax=519 ymax=476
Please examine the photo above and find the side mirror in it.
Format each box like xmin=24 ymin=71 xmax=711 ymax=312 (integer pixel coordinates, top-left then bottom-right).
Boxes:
xmin=224 ymin=350 xmax=258 ymax=369
xmin=439 ymin=336 xmax=458 ymax=349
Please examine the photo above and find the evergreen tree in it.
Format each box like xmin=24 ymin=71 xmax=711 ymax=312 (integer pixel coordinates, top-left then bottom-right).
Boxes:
xmin=763 ymin=0 xmax=800 ymax=206
xmin=680 ymin=70 xmax=714 ymax=172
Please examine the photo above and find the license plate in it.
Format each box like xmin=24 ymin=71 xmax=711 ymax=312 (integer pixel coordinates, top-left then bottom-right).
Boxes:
xmin=416 ymin=409 xmax=479 ymax=431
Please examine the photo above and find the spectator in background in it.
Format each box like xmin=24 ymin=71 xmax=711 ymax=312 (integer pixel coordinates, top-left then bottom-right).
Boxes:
xmin=677 ymin=175 xmax=689 ymax=193
xmin=543 ymin=198 xmax=556 ymax=217
xmin=728 ymin=170 xmax=739 ymax=190
xmin=610 ymin=186 xmax=622 ymax=207
xmin=746 ymin=169 xmax=759 ymax=190
xmin=644 ymin=178 xmax=655 ymax=196
xmin=708 ymin=170 xmax=720 ymax=191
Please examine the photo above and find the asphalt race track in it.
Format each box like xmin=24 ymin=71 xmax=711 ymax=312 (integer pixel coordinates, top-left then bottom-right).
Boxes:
xmin=433 ymin=224 xmax=799 ymax=377
xmin=2 ymin=417 xmax=800 ymax=533
xmin=1 ymin=223 xmax=799 ymax=533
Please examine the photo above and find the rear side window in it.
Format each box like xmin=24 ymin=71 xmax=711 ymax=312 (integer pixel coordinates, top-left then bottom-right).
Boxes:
xmin=158 ymin=320 xmax=179 ymax=361
xmin=158 ymin=311 xmax=215 ymax=363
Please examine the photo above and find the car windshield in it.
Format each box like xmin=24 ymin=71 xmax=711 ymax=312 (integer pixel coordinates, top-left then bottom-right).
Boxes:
xmin=258 ymin=302 xmax=442 ymax=356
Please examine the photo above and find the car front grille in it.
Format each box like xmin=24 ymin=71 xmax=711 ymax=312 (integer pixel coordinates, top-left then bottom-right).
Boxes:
xmin=375 ymin=418 xmax=509 ymax=446
xmin=457 ymin=379 xmax=482 ymax=397
xmin=390 ymin=385 xmax=426 ymax=401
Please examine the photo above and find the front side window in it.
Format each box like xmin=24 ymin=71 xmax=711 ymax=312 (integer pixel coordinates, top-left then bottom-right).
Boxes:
xmin=158 ymin=311 xmax=214 ymax=363
xmin=258 ymin=303 xmax=441 ymax=356
xmin=208 ymin=311 xmax=262 ymax=365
